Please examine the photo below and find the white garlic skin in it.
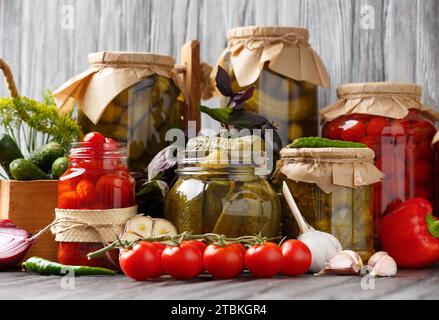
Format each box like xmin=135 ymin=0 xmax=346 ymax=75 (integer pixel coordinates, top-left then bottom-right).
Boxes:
xmin=299 ymin=228 xmax=342 ymax=273
xmin=368 ymin=251 xmax=389 ymax=268
xmin=317 ymin=250 xmax=363 ymax=275
xmin=369 ymin=254 xmax=397 ymax=277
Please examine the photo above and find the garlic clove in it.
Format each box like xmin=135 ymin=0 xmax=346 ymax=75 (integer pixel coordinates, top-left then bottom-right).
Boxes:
xmin=367 ymin=251 xmax=389 ymax=268
xmin=316 ymin=250 xmax=363 ymax=276
xmin=370 ymin=254 xmax=397 ymax=277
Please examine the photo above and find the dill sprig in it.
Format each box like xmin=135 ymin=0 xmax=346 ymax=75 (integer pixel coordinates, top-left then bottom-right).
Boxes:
xmin=0 ymin=91 xmax=81 ymax=153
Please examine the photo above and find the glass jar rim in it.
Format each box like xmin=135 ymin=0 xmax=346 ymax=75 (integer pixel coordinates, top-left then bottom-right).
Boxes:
xmin=68 ymin=142 xmax=128 ymax=159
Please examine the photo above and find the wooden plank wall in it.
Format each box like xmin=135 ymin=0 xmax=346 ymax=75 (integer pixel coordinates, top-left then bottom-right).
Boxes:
xmin=0 ymin=0 xmax=438 ymax=112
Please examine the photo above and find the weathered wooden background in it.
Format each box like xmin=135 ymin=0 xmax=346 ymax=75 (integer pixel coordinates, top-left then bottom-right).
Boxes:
xmin=0 ymin=0 xmax=438 ymax=113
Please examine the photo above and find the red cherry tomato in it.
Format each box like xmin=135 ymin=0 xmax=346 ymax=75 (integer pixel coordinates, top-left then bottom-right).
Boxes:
xmin=339 ymin=119 xmax=366 ymax=142
xmin=96 ymin=173 xmax=133 ymax=208
xmin=150 ymin=242 xmax=166 ymax=276
xmin=245 ymin=242 xmax=283 ymax=278
xmin=203 ymin=244 xmax=243 ymax=279
xmin=407 ymin=160 xmax=433 ymax=185
xmin=83 ymin=132 xmax=106 ymax=145
xmin=58 ymin=191 xmax=81 ymax=209
xmin=119 ymin=241 xmax=162 ymax=281
xmin=405 ymin=141 xmax=433 ymax=162
xmin=181 ymin=240 xmax=207 ymax=255
xmin=322 ymin=119 xmax=342 ymax=140
xmin=280 ymin=240 xmax=312 ymax=276
xmin=181 ymin=240 xmax=207 ymax=273
xmin=76 ymin=179 xmax=98 ymax=205
xmin=230 ymin=243 xmax=247 ymax=270
xmin=161 ymin=245 xmax=203 ymax=280
xmin=366 ymin=116 xmax=388 ymax=136
xmin=104 ymin=137 xmax=119 ymax=151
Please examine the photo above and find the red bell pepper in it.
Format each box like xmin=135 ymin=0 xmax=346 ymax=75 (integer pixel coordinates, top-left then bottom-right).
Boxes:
xmin=379 ymin=198 xmax=439 ymax=268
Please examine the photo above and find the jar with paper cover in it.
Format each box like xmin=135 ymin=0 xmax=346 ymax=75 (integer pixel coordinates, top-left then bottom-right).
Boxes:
xmin=53 ymin=47 xmax=201 ymax=172
xmin=276 ymin=147 xmax=384 ymax=260
xmin=320 ymin=83 xmax=438 ymax=237
xmin=164 ymin=136 xmax=281 ymax=238
xmin=214 ymin=26 xmax=330 ymax=146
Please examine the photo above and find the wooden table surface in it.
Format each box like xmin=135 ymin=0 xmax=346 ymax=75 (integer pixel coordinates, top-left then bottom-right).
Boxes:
xmin=1 ymin=265 xmax=438 ymax=300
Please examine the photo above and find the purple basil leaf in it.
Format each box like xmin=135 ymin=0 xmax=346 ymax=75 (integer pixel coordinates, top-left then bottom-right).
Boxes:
xmin=232 ymin=86 xmax=255 ymax=105
xmin=215 ymin=66 xmax=234 ymax=97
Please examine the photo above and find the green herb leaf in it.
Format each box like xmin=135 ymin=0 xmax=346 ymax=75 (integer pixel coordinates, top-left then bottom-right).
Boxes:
xmin=198 ymin=105 xmax=233 ymax=124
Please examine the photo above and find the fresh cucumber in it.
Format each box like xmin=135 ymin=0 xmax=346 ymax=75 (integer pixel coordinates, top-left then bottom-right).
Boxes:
xmin=0 ymin=134 xmax=24 ymax=178
xmin=51 ymin=156 xmax=68 ymax=179
xmin=10 ymin=159 xmax=48 ymax=181
xmin=288 ymin=137 xmax=367 ymax=149
xmin=28 ymin=142 xmax=66 ymax=172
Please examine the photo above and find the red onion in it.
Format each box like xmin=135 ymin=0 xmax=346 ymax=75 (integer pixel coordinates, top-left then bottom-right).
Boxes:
xmin=0 ymin=219 xmax=33 ymax=270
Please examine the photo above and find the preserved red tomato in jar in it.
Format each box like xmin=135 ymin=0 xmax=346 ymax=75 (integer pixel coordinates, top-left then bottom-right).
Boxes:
xmin=321 ymin=83 xmax=438 ymax=247
xmin=57 ymin=132 xmax=135 ymax=268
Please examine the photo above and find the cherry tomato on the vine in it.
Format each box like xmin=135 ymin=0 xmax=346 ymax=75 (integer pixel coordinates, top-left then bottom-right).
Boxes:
xmin=119 ymin=241 xmax=162 ymax=281
xmin=245 ymin=242 xmax=283 ymax=278
xmin=181 ymin=240 xmax=207 ymax=273
xmin=161 ymin=245 xmax=203 ymax=280
xmin=203 ymin=244 xmax=243 ymax=279
xmin=280 ymin=240 xmax=312 ymax=276
xmin=230 ymin=243 xmax=247 ymax=270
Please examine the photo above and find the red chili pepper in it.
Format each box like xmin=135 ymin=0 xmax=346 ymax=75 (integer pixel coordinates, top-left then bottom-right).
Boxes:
xmin=379 ymin=198 xmax=439 ymax=268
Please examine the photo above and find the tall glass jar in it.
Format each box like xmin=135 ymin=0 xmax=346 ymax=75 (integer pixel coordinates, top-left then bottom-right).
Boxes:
xmin=276 ymin=147 xmax=383 ymax=260
xmin=321 ymin=83 xmax=438 ymax=243
xmin=164 ymin=161 xmax=281 ymax=238
xmin=54 ymin=51 xmax=187 ymax=172
xmin=57 ymin=141 xmax=135 ymax=268
xmin=215 ymin=26 xmax=330 ymax=146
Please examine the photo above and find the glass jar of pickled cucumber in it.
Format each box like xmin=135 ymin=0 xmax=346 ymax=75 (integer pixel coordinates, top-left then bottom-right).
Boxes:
xmin=164 ymin=159 xmax=281 ymax=238
xmin=54 ymin=51 xmax=187 ymax=172
xmin=277 ymin=147 xmax=384 ymax=260
xmin=320 ymin=83 xmax=438 ymax=237
xmin=215 ymin=26 xmax=330 ymax=146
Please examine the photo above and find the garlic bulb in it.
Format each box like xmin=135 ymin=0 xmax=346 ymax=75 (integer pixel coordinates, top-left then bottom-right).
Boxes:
xmin=121 ymin=215 xmax=177 ymax=241
xmin=282 ymin=182 xmax=342 ymax=273
xmin=367 ymin=251 xmax=397 ymax=277
xmin=317 ymin=250 xmax=363 ymax=275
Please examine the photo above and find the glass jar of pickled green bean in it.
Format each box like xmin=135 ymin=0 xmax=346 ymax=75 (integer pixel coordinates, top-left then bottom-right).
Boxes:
xmin=164 ymin=161 xmax=281 ymax=238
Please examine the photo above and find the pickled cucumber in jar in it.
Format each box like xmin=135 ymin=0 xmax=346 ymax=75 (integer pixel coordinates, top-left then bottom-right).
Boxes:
xmin=164 ymin=170 xmax=281 ymax=238
xmin=78 ymin=75 xmax=184 ymax=172
xmin=282 ymin=179 xmax=373 ymax=260
xmin=224 ymin=63 xmax=318 ymax=146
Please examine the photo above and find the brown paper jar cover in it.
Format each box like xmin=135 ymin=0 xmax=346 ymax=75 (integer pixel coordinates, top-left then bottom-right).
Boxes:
xmin=320 ymin=82 xmax=439 ymax=122
xmin=214 ymin=26 xmax=331 ymax=88
xmin=53 ymin=51 xmax=187 ymax=125
xmin=277 ymin=147 xmax=384 ymax=194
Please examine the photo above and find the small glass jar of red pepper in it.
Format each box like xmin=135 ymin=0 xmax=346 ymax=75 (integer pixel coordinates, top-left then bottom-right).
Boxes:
xmin=57 ymin=132 xmax=135 ymax=268
xmin=320 ymin=82 xmax=438 ymax=247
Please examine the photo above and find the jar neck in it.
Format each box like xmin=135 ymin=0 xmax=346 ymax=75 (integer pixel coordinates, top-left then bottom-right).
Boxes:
xmin=176 ymin=165 xmax=258 ymax=180
xmin=67 ymin=142 xmax=128 ymax=167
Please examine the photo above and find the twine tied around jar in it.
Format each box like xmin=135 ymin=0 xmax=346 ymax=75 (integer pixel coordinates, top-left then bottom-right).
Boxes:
xmin=27 ymin=206 xmax=137 ymax=267
xmin=242 ymin=32 xmax=310 ymax=51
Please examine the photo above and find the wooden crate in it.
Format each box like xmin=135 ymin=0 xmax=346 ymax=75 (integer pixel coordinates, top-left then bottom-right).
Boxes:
xmin=0 ymin=180 xmax=58 ymax=261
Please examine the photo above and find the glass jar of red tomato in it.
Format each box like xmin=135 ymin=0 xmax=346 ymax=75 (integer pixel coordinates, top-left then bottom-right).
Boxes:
xmin=57 ymin=132 xmax=135 ymax=268
xmin=321 ymin=83 xmax=437 ymax=247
